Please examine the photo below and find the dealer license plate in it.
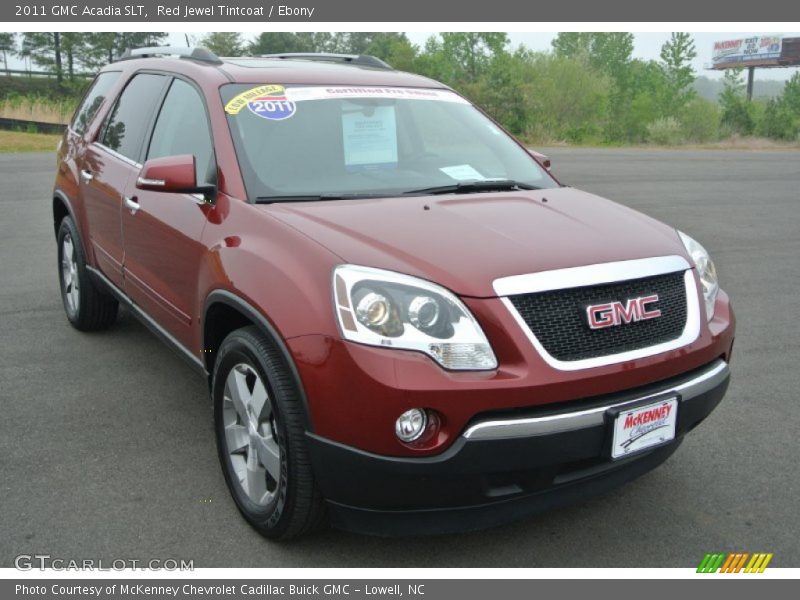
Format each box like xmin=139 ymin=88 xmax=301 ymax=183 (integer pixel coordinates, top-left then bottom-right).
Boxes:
xmin=611 ymin=397 xmax=678 ymax=460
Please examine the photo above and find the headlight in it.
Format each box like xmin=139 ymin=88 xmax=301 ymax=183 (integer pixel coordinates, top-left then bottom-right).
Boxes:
xmin=333 ymin=265 xmax=497 ymax=370
xmin=678 ymin=231 xmax=719 ymax=321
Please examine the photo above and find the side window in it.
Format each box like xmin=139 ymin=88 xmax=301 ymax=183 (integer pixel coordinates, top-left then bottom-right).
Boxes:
xmin=100 ymin=74 xmax=168 ymax=161
xmin=147 ymin=79 xmax=215 ymax=184
xmin=71 ymin=71 xmax=120 ymax=135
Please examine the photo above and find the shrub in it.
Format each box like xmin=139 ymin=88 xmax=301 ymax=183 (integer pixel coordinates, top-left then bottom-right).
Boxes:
xmin=758 ymin=98 xmax=799 ymax=140
xmin=720 ymin=95 xmax=756 ymax=135
xmin=517 ymin=53 xmax=611 ymax=143
xmin=646 ymin=117 xmax=686 ymax=145
xmin=679 ymin=97 xmax=720 ymax=142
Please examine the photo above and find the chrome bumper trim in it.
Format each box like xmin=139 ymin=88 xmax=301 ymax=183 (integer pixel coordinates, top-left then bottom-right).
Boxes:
xmin=462 ymin=359 xmax=729 ymax=441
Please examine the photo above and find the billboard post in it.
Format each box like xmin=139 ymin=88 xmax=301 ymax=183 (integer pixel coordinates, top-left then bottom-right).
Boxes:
xmin=711 ymin=35 xmax=800 ymax=101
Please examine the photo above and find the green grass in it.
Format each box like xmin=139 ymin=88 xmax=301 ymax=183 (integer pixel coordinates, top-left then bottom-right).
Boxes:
xmin=0 ymin=130 xmax=62 ymax=153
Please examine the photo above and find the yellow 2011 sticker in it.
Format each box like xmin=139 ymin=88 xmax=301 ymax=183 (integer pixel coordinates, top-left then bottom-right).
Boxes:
xmin=224 ymin=85 xmax=286 ymax=115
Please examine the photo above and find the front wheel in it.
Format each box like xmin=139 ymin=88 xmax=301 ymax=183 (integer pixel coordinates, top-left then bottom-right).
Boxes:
xmin=212 ymin=326 xmax=326 ymax=540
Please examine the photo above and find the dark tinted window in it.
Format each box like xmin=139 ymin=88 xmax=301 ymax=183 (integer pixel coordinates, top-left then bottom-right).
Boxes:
xmin=147 ymin=79 xmax=215 ymax=184
xmin=71 ymin=71 xmax=120 ymax=135
xmin=101 ymin=74 xmax=167 ymax=161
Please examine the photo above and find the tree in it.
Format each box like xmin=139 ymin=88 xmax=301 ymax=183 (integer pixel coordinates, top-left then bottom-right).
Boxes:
xmin=758 ymin=97 xmax=798 ymax=140
xmin=756 ymin=72 xmax=800 ymax=140
xmin=719 ymin=68 xmax=754 ymax=135
xmin=0 ymin=33 xmax=15 ymax=76
xmin=199 ymin=32 xmax=244 ymax=56
xmin=60 ymin=33 xmax=88 ymax=81
xmin=82 ymin=33 xmax=116 ymax=68
xmin=440 ymin=33 xmax=509 ymax=82
xmin=516 ymin=52 xmax=611 ymax=142
xmin=380 ymin=36 xmax=417 ymax=71
xmin=552 ymin=32 xmax=635 ymax=141
xmin=616 ymin=59 xmax=669 ymax=141
xmin=18 ymin=35 xmax=32 ymax=74
xmin=591 ymin=33 xmax=635 ymax=83
xmin=21 ymin=33 xmax=63 ymax=82
xmin=248 ymin=32 xmax=348 ymax=55
xmin=659 ymin=32 xmax=697 ymax=115
xmin=463 ymin=46 xmax=533 ymax=135
xmin=345 ymin=32 xmax=413 ymax=64
xmin=551 ymin=33 xmax=594 ymax=60
xmin=82 ymin=32 xmax=167 ymax=69
xmin=249 ymin=32 xmax=303 ymax=55
xmin=783 ymin=71 xmax=800 ymax=116
xmin=552 ymin=32 xmax=633 ymax=83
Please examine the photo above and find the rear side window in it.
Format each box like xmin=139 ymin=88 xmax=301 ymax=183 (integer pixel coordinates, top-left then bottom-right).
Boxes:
xmin=147 ymin=79 xmax=215 ymax=185
xmin=100 ymin=73 xmax=168 ymax=161
xmin=71 ymin=71 xmax=120 ymax=135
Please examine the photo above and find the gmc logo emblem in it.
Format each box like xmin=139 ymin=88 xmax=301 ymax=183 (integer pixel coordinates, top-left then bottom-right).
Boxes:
xmin=586 ymin=295 xmax=661 ymax=330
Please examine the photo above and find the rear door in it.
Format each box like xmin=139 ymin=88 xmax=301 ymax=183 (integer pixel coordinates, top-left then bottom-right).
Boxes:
xmin=58 ymin=70 xmax=119 ymax=259
xmin=120 ymin=77 xmax=216 ymax=350
xmin=83 ymin=73 xmax=169 ymax=288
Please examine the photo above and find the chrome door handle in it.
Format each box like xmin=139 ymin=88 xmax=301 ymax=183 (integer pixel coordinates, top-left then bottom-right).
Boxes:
xmin=79 ymin=169 xmax=93 ymax=183
xmin=124 ymin=195 xmax=140 ymax=214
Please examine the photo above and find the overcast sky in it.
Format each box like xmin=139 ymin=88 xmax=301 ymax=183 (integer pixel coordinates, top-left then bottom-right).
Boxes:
xmin=177 ymin=31 xmax=799 ymax=82
xmin=11 ymin=31 xmax=798 ymax=82
xmin=487 ymin=32 xmax=800 ymax=81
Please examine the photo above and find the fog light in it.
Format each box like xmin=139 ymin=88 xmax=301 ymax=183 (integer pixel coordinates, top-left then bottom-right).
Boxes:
xmin=395 ymin=408 xmax=427 ymax=443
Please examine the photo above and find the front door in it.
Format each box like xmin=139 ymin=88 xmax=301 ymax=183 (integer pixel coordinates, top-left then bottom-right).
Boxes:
xmin=121 ymin=77 xmax=217 ymax=351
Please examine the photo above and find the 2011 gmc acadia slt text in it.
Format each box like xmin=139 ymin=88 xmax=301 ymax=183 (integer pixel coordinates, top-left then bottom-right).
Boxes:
xmin=52 ymin=47 xmax=735 ymax=539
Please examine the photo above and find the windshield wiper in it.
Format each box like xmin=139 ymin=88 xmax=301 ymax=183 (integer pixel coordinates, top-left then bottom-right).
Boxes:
xmin=255 ymin=193 xmax=393 ymax=204
xmin=403 ymin=179 xmax=541 ymax=196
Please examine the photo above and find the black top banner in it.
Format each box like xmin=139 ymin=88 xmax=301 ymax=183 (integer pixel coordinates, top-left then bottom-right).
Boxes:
xmin=4 ymin=0 xmax=800 ymax=22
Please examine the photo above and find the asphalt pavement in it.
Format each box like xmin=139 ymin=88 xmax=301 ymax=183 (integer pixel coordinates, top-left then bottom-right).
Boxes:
xmin=1 ymin=148 xmax=798 ymax=567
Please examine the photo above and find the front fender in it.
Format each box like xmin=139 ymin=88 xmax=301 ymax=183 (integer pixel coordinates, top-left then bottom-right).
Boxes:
xmin=198 ymin=194 xmax=342 ymax=343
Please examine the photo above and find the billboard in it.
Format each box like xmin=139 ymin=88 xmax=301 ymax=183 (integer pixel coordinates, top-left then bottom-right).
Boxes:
xmin=712 ymin=36 xmax=783 ymax=66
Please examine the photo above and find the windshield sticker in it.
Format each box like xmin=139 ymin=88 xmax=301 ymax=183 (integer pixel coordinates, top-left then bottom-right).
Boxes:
xmin=225 ymin=85 xmax=291 ymax=116
xmin=342 ymin=104 xmax=398 ymax=171
xmin=285 ymin=86 xmax=470 ymax=104
xmin=440 ymin=164 xmax=486 ymax=181
xmin=248 ymin=91 xmax=297 ymax=121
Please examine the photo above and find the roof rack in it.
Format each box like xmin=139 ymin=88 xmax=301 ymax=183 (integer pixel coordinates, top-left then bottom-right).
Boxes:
xmin=260 ymin=53 xmax=393 ymax=70
xmin=117 ymin=46 xmax=223 ymax=65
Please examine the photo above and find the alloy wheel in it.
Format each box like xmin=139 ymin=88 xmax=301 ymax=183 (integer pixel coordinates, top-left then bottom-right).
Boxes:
xmin=222 ymin=363 xmax=282 ymax=506
xmin=61 ymin=233 xmax=79 ymax=314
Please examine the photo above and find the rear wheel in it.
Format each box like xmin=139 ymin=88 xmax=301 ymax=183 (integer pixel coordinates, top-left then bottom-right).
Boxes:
xmin=213 ymin=326 xmax=326 ymax=539
xmin=57 ymin=216 xmax=118 ymax=331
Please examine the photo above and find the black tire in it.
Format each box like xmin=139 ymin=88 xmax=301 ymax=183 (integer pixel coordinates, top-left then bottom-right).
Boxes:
xmin=57 ymin=216 xmax=118 ymax=331
xmin=212 ymin=325 xmax=326 ymax=540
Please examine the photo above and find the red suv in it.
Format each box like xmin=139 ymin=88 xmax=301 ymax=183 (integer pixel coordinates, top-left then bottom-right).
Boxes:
xmin=53 ymin=47 xmax=735 ymax=539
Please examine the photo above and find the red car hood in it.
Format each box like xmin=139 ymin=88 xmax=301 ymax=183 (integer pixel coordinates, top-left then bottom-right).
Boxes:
xmin=264 ymin=187 xmax=688 ymax=297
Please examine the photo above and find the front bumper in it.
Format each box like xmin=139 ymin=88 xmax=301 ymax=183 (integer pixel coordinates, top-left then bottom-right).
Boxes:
xmin=306 ymin=358 xmax=730 ymax=535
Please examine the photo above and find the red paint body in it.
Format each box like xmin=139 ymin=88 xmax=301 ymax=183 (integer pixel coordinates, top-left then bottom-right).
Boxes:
xmin=136 ymin=154 xmax=198 ymax=193
xmin=54 ymin=57 xmax=735 ymax=461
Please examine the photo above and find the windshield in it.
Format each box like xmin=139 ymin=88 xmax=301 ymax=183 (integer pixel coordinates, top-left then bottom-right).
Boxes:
xmin=220 ymin=84 xmax=557 ymax=201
